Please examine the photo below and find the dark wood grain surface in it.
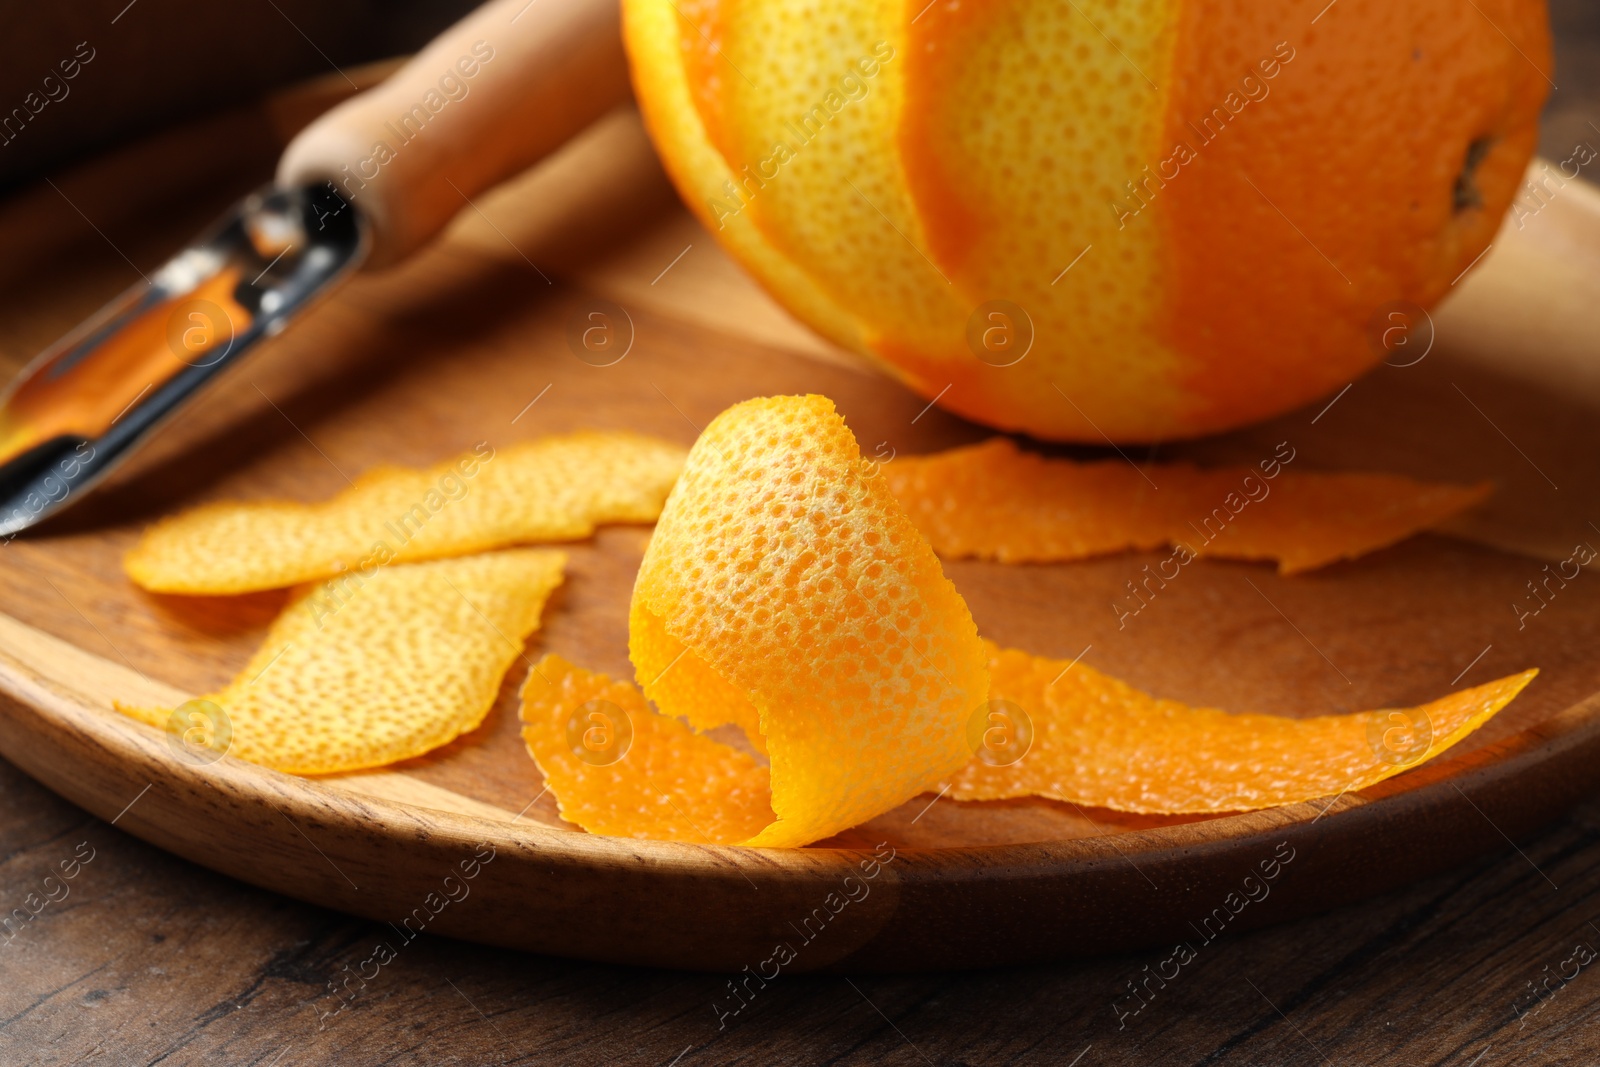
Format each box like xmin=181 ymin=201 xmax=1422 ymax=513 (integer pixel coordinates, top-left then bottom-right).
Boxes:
xmin=6 ymin=748 xmax=1600 ymax=1066
xmin=3 ymin=4 xmax=1600 ymax=1064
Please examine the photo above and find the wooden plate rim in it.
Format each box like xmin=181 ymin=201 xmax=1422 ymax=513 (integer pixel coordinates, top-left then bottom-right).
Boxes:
xmin=4 ymin=621 xmax=1597 ymax=879
xmin=3 ymin=607 xmax=1600 ymax=966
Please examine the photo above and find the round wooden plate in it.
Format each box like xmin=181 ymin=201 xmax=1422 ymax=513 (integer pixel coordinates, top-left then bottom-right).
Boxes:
xmin=2 ymin=596 xmax=1599 ymax=975
xmin=2 ymin=94 xmax=1599 ymax=973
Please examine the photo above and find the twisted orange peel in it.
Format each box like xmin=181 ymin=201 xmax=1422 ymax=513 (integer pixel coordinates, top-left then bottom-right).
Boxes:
xmin=884 ymin=437 xmax=1493 ymax=574
xmin=124 ymin=432 xmax=685 ymax=594
xmin=527 ymin=395 xmax=989 ymax=847
xmin=120 ymin=549 xmax=565 ymax=774
xmin=522 ymin=395 xmax=1533 ymax=846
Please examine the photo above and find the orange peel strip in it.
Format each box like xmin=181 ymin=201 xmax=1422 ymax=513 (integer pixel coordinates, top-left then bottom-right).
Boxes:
xmin=125 ymin=432 xmax=686 ymax=594
xmin=520 ymin=654 xmax=773 ymax=843
xmin=884 ymin=437 xmax=1492 ymax=574
xmin=514 ymin=396 xmax=1535 ymax=841
xmin=628 ymin=394 xmax=989 ymax=847
xmin=520 ymin=638 xmax=1535 ymax=836
xmin=118 ymin=549 xmax=565 ymax=774
xmin=949 ymin=641 xmax=1536 ymax=813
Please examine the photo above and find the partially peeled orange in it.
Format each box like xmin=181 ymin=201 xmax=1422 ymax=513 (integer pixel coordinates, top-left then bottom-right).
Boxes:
xmin=624 ymin=0 xmax=1551 ymax=441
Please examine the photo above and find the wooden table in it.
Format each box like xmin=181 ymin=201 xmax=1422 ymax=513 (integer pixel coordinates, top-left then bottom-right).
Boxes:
xmin=4 ymin=8 xmax=1600 ymax=1065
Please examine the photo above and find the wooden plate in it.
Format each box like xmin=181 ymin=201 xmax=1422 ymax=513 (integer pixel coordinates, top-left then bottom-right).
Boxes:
xmin=3 ymin=86 xmax=1600 ymax=973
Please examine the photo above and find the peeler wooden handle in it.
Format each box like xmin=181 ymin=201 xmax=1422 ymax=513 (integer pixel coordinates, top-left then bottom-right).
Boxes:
xmin=277 ymin=0 xmax=631 ymax=268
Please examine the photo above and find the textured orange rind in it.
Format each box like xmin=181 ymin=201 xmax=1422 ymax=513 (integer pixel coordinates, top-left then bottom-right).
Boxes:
xmin=949 ymin=641 xmax=1536 ymax=813
xmin=885 ymin=438 xmax=1492 ymax=573
xmin=520 ymin=396 xmax=1533 ymax=845
xmin=624 ymin=0 xmax=1550 ymax=442
xmin=525 ymin=395 xmax=989 ymax=847
xmin=520 ymin=654 xmax=773 ymax=843
xmin=118 ymin=550 xmax=565 ymax=774
xmin=521 ymin=640 xmax=1535 ymax=837
xmin=124 ymin=432 xmax=686 ymax=594
xmin=631 ymin=395 xmax=990 ymax=846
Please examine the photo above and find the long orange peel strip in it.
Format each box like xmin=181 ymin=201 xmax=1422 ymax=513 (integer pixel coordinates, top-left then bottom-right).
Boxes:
xmin=949 ymin=641 xmax=1536 ymax=813
xmin=119 ymin=549 xmax=565 ymax=774
xmin=124 ymin=432 xmax=686 ymax=594
xmin=884 ymin=437 xmax=1492 ymax=574
xmin=520 ymin=395 xmax=1534 ymax=846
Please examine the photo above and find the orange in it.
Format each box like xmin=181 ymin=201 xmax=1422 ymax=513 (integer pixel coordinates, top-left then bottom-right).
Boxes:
xmin=623 ymin=0 xmax=1550 ymax=441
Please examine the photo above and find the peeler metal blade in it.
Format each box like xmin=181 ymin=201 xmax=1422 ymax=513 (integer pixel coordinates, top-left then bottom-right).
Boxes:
xmin=0 ymin=181 xmax=367 ymax=537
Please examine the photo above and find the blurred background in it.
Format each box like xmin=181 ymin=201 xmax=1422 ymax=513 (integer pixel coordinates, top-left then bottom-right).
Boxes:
xmin=0 ymin=0 xmax=1594 ymax=192
xmin=1541 ymin=0 xmax=1600 ymax=156
xmin=0 ymin=0 xmax=479 ymax=191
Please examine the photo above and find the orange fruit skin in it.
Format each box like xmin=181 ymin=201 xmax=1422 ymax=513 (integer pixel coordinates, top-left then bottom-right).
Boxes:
xmin=623 ymin=0 xmax=1550 ymax=442
xmin=882 ymin=437 xmax=1494 ymax=573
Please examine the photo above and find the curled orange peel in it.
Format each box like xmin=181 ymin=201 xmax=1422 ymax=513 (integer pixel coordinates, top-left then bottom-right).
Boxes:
xmin=630 ymin=395 xmax=989 ymax=846
xmin=520 ymin=395 xmax=1535 ymax=846
xmin=119 ymin=550 xmax=565 ymax=774
xmin=124 ymin=432 xmax=686 ymax=594
xmin=521 ymin=643 xmax=1535 ymax=840
xmin=883 ymin=437 xmax=1493 ymax=574
xmin=531 ymin=395 xmax=989 ymax=847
